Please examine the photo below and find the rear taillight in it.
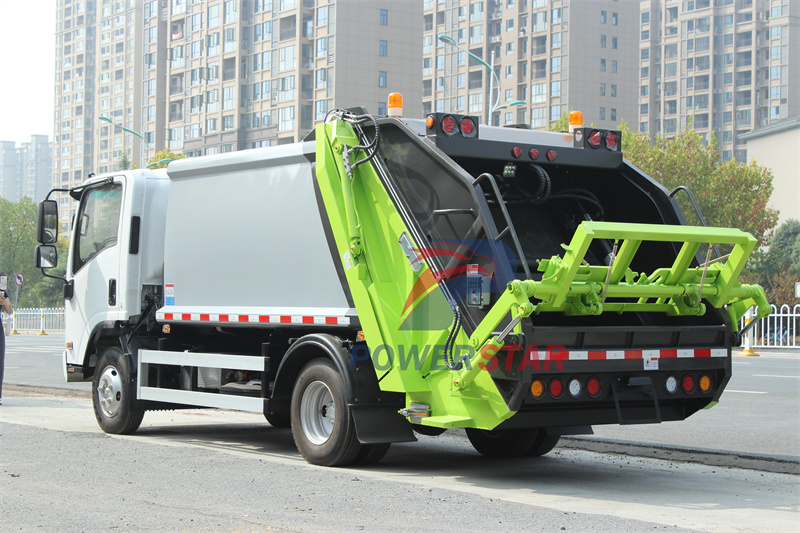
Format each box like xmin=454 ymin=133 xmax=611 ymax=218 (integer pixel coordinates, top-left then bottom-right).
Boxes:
xmin=587 ymin=377 xmax=601 ymax=398
xmin=441 ymin=115 xmax=458 ymax=136
xmin=604 ymin=131 xmax=619 ymax=151
xmin=549 ymin=378 xmax=564 ymax=399
xmin=682 ymin=375 xmax=695 ymax=394
xmin=665 ymin=375 xmax=678 ymax=394
xmin=699 ymin=374 xmax=713 ymax=393
xmin=531 ymin=378 xmax=546 ymax=399
xmin=568 ymin=378 xmax=582 ymax=398
xmin=511 ymin=146 xmax=522 ymax=158
xmin=460 ymin=117 xmax=476 ymax=137
xmin=588 ymin=130 xmax=603 ymax=148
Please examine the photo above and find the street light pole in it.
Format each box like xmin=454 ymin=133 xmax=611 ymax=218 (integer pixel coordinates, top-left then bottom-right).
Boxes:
xmin=99 ymin=116 xmax=149 ymax=169
xmin=438 ymin=34 xmax=501 ymax=124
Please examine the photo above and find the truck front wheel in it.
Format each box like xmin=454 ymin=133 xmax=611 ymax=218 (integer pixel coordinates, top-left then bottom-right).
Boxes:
xmin=290 ymin=359 xmax=361 ymax=466
xmin=92 ymin=347 xmax=145 ymax=435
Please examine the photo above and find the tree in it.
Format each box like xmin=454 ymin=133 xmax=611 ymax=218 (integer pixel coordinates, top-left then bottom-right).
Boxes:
xmin=117 ymin=153 xmax=137 ymax=170
xmin=618 ymin=121 xmax=778 ymax=250
xmin=0 ymin=197 xmax=67 ymax=308
xmin=146 ymin=148 xmax=184 ymax=169
xmin=746 ymin=220 xmax=800 ymax=304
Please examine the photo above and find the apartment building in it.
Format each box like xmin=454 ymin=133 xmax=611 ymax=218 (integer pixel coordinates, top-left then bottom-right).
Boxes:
xmin=53 ymin=0 xmax=420 ymax=230
xmin=0 ymin=142 xmax=18 ymax=201
xmin=639 ymin=0 xmax=798 ymax=161
xmin=423 ymin=0 xmax=638 ymax=130
xmin=17 ymin=136 xmax=54 ymax=203
xmin=154 ymin=0 xmax=421 ymax=157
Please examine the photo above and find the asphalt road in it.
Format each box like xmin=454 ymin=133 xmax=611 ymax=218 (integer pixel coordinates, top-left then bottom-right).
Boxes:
xmin=2 ymin=387 xmax=798 ymax=533
xmin=4 ymin=334 xmax=799 ymax=462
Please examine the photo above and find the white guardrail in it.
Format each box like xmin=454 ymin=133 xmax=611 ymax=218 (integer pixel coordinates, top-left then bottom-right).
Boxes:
xmin=741 ymin=304 xmax=800 ymax=349
xmin=2 ymin=308 xmax=65 ymax=335
xmin=2 ymin=305 xmax=799 ymax=348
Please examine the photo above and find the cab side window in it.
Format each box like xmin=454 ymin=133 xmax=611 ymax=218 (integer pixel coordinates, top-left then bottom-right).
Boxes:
xmin=73 ymin=182 xmax=123 ymax=273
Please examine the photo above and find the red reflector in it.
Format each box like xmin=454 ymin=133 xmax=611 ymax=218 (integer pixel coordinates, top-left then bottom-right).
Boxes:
xmin=442 ymin=115 xmax=457 ymax=135
xmin=682 ymin=375 xmax=695 ymax=393
xmin=511 ymin=146 xmax=522 ymax=158
xmin=587 ymin=377 xmax=601 ymax=397
xmin=549 ymin=378 xmax=564 ymax=398
xmin=588 ymin=130 xmax=602 ymax=148
xmin=529 ymin=148 xmax=539 ymax=159
xmin=604 ymin=131 xmax=619 ymax=151
xmin=546 ymin=149 xmax=556 ymax=161
xmin=460 ymin=117 xmax=475 ymax=137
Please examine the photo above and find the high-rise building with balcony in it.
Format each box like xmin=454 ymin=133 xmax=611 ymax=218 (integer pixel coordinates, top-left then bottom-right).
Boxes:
xmin=17 ymin=136 xmax=54 ymax=203
xmin=423 ymin=0 xmax=638 ymax=130
xmin=639 ymin=0 xmax=798 ymax=161
xmin=53 ymin=0 xmax=421 ymax=231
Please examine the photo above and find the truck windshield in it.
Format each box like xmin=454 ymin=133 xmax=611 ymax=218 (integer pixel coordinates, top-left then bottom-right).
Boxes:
xmin=74 ymin=181 xmax=123 ymax=273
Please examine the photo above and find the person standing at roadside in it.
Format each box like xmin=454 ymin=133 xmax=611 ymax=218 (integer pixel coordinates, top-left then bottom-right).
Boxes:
xmin=0 ymin=287 xmax=12 ymax=405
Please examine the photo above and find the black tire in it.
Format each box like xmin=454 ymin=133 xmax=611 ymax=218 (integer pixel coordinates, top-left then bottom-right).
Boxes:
xmin=351 ymin=443 xmax=391 ymax=466
xmin=525 ymin=430 xmax=560 ymax=457
xmin=290 ymin=358 xmax=361 ymax=466
xmin=92 ymin=347 xmax=145 ymax=435
xmin=264 ymin=411 xmax=291 ymax=429
xmin=465 ymin=427 xmax=538 ymax=458
xmin=412 ymin=424 xmax=447 ymax=437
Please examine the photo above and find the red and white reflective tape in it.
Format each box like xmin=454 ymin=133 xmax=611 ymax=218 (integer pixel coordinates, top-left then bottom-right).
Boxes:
xmin=156 ymin=312 xmax=351 ymax=326
xmin=529 ymin=348 xmax=727 ymax=360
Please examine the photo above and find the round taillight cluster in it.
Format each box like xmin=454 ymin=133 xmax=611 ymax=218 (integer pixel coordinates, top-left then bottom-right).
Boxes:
xmin=433 ymin=114 xmax=478 ymax=138
xmin=586 ymin=129 xmax=621 ymax=152
xmin=665 ymin=373 xmax=713 ymax=395
xmin=460 ymin=117 xmax=476 ymax=137
xmin=531 ymin=376 xmax=602 ymax=400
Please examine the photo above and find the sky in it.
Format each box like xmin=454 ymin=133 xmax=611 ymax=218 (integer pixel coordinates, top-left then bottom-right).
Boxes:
xmin=0 ymin=0 xmax=56 ymax=144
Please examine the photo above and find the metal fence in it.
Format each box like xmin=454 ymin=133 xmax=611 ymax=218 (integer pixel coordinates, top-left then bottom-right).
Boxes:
xmin=740 ymin=304 xmax=800 ymax=349
xmin=2 ymin=308 xmax=65 ymax=335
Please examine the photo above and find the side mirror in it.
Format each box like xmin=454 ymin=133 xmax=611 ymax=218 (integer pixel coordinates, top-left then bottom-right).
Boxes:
xmin=35 ymin=245 xmax=58 ymax=269
xmin=37 ymin=200 xmax=59 ymax=244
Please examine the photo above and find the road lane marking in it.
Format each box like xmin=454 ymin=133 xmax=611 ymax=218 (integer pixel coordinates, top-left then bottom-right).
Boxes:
xmin=753 ymin=374 xmax=800 ymax=379
xmin=725 ymin=390 xmax=768 ymax=394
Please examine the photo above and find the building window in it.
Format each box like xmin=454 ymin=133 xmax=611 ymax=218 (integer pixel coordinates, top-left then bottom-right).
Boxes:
xmin=601 ymin=35 xmax=606 ymax=48
xmin=612 ymin=12 xmax=618 ymax=25
xmin=551 ymin=56 xmax=560 ymax=73
xmin=599 ymin=107 xmax=606 ymax=120
xmin=599 ymin=83 xmax=605 ymax=96
xmin=379 ymin=40 xmax=387 ymax=57
xmin=600 ymin=10 xmax=606 ymax=24
xmin=550 ymin=80 xmax=560 ymax=97
xmin=208 ymin=4 xmax=220 ymax=27
xmin=380 ymin=9 xmax=388 ymax=25
xmin=378 ymin=71 xmax=387 ymax=88
xmin=600 ymin=59 xmax=606 ymax=72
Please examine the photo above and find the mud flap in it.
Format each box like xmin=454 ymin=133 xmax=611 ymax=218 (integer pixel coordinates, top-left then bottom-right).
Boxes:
xmin=611 ymin=377 xmax=662 ymax=425
xmin=350 ymin=404 xmax=417 ymax=444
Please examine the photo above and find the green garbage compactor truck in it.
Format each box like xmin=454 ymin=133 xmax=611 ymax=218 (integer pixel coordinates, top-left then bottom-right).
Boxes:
xmin=35 ymin=108 xmax=770 ymax=466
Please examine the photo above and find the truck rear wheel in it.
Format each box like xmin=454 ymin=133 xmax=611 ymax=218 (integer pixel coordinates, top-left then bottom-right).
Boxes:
xmin=92 ymin=347 xmax=144 ymax=435
xmin=290 ymin=359 xmax=361 ymax=466
xmin=465 ymin=427 xmax=538 ymax=458
xmin=525 ymin=430 xmax=560 ymax=457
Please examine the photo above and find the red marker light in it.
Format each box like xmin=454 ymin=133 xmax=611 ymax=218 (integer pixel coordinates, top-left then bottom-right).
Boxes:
xmin=588 ymin=130 xmax=602 ymax=148
xmin=549 ymin=378 xmax=564 ymax=398
xmin=441 ymin=115 xmax=458 ymax=135
xmin=546 ymin=149 xmax=557 ymax=161
xmin=682 ymin=375 xmax=695 ymax=393
xmin=511 ymin=146 xmax=522 ymax=158
xmin=604 ymin=131 xmax=619 ymax=151
xmin=460 ymin=117 xmax=476 ymax=137
xmin=587 ymin=377 xmax=601 ymax=397
xmin=529 ymin=148 xmax=539 ymax=159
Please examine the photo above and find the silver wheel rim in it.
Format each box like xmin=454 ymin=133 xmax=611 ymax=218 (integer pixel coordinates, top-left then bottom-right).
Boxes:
xmin=300 ymin=380 xmax=335 ymax=445
xmin=97 ymin=366 xmax=122 ymax=418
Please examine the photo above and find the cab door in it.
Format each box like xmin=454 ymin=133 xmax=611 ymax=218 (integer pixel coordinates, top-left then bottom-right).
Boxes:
xmin=64 ymin=179 xmax=125 ymax=368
